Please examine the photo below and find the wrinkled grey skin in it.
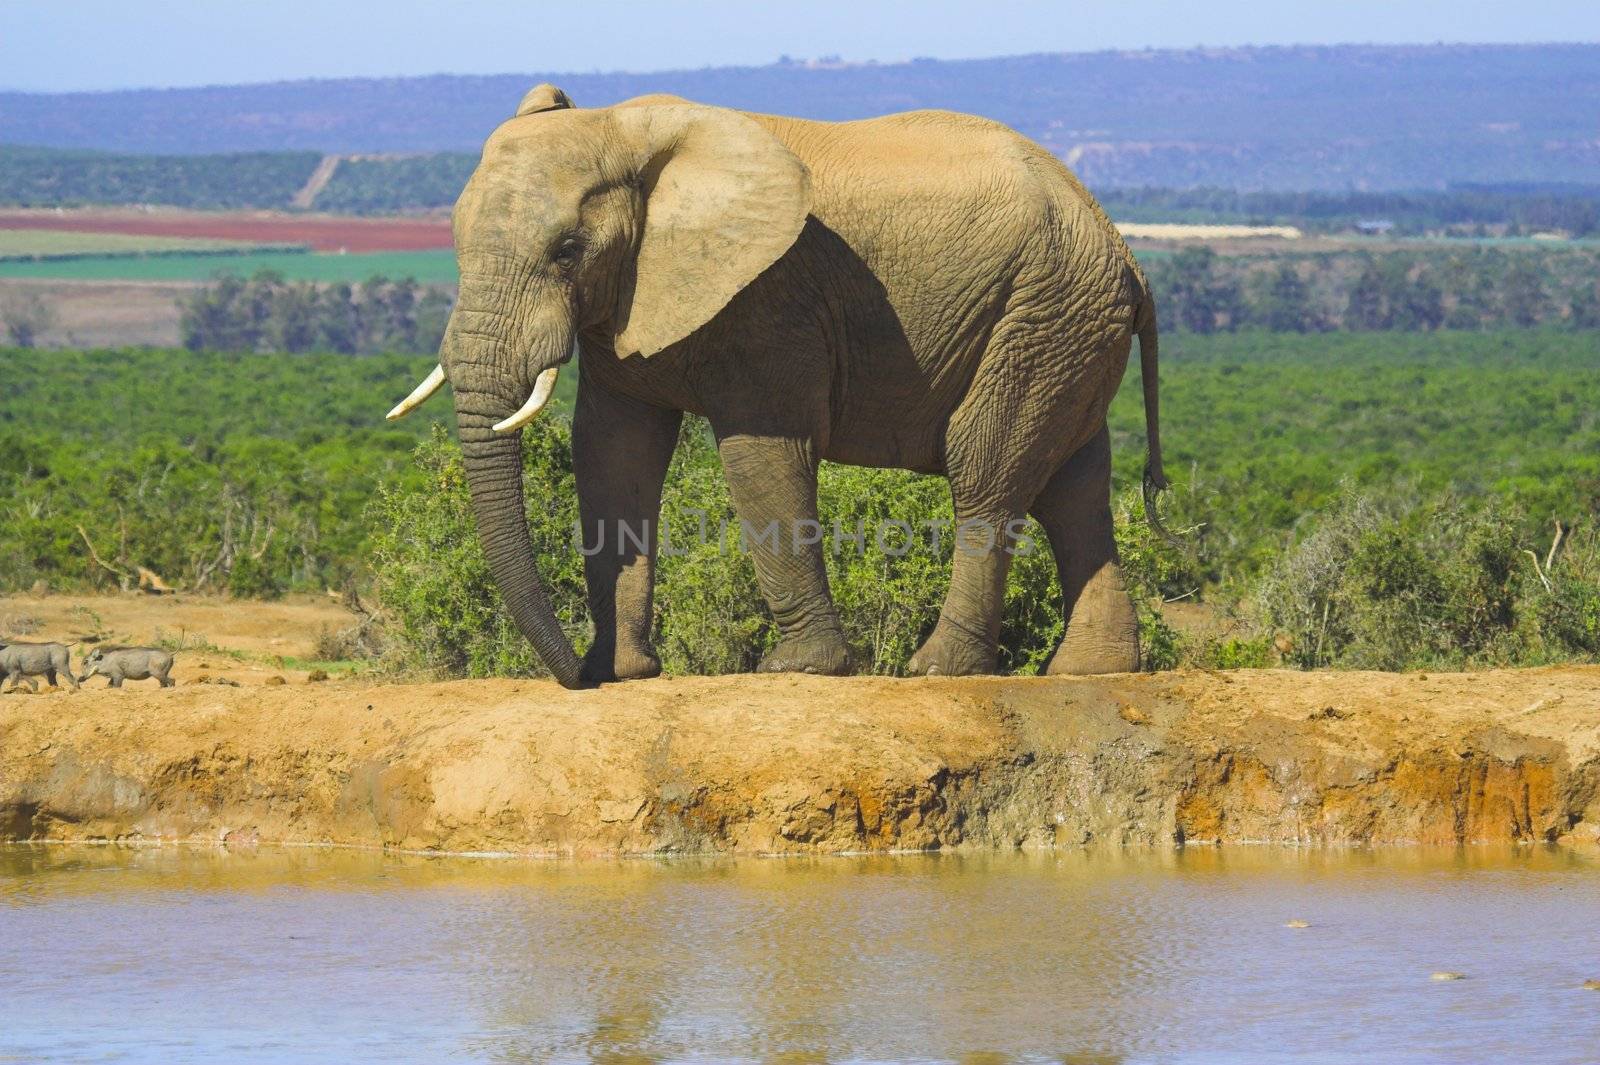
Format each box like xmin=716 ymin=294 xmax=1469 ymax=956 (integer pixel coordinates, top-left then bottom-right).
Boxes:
xmin=414 ymin=86 xmax=1168 ymax=688
xmin=80 ymin=645 xmax=175 ymax=688
xmin=0 ymin=641 xmax=79 ymax=692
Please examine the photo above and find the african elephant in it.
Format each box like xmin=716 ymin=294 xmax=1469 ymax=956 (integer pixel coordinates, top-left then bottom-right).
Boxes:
xmin=387 ymin=84 xmax=1168 ymax=688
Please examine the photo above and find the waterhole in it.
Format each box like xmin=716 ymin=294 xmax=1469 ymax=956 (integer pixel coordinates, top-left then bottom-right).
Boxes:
xmin=2 ymin=845 xmax=1596 ymax=1063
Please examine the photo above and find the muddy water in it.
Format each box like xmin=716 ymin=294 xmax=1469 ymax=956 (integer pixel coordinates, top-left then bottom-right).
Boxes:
xmin=2 ymin=847 xmax=1597 ymax=1064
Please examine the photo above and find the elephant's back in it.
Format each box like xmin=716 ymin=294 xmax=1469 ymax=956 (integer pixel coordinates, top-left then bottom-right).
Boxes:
xmin=758 ymin=110 xmax=1050 ymax=210
xmin=755 ymin=109 xmax=1126 ymax=279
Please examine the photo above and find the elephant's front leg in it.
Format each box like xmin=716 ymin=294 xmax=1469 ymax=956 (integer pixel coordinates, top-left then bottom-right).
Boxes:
xmin=719 ymin=434 xmax=851 ymax=675
xmin=573 ymin=382 xmax=682 ymax=682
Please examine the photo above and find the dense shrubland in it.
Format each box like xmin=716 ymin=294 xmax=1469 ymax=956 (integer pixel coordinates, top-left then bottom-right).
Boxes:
xmin=1255 ymin=489 xmax=1599 ymax=669
xmin=4 ymin=330 xmax=1596 ymax=674
xmin=0 ymin=146 xmax=321 ymax=210
xmin=0 ymin=348 xmax=434 ymax=596
xmin=369 ymin=419 xmax=1598 ymax=678
xmin=314 ymin=155 xmax=477 ymax=214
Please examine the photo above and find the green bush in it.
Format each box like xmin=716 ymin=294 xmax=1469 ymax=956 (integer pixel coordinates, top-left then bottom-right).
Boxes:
xmin=0 ymin=432 xmax=406 ymax=596
xmin=1527 ymin=524 xmax=1600 ymax=658
xmin=1255 ymin=488 xmax=1597 ymax=669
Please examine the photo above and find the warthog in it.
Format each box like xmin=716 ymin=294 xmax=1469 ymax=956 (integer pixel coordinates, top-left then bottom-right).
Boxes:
xmin=80 ymin=645 xmax=175 ymax=688
xmin=0 ymin=641 xmax=80 ymax=692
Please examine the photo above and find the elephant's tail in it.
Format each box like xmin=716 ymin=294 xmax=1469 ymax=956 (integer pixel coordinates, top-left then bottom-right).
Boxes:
xmin=1134 ymin=291 xmax=1179 ymax=544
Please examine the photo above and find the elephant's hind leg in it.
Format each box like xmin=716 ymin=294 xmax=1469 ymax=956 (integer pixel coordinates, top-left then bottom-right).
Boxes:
xmin=1032 ymin=426 xmax=1140 ymax=674
xmin=908 ymin=355 xmax=1049 ymax=676
xmin=911 ymin=308 xmax=1133 ymax=676
xmin=718 ymin=434 xmax=851 ymax=676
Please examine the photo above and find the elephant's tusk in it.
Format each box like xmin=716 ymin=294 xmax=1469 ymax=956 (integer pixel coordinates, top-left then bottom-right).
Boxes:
xmin=492 ymin=367 xmax=560 ymax=433
xmin=386 ymin=364 xmax=447 ymax=420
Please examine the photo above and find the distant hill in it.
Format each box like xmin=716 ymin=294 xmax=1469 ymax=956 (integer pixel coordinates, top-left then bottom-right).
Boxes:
xmin=2 ymin=43 xmax=1597 ymax=190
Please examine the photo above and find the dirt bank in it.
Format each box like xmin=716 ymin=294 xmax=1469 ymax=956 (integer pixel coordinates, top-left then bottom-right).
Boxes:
xmin=3 ymin=666 xmax=1597 ymax=855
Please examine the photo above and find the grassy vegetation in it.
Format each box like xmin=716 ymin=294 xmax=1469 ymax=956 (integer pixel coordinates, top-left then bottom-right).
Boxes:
xmin=0 ymin=249 xmax=457 ymax=283
xmin=4 ymin=330 xmax=1596 ymax=674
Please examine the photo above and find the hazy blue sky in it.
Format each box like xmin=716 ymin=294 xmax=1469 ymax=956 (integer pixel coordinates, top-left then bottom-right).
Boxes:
xmin=4 ymin=0 xmax=1598 ymax=93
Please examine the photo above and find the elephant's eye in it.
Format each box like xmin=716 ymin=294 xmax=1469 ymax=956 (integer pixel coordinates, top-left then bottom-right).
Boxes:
xmin=552 ymin=237 xmax=583 ymax=269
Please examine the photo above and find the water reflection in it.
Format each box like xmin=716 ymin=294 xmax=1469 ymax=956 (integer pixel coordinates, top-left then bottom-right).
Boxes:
xmin=2 ymin=846 xmax=1596 ymax=1063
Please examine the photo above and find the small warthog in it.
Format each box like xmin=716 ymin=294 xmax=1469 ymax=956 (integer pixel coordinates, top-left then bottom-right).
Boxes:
xmin=0 ymin=641 xmax=80 ymax=692
xmin=80 ymin=645 xmax=175 ymax=688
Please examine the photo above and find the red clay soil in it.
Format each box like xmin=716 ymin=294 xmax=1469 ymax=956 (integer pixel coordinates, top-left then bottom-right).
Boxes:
xmin=0 ymin=209 xmax=453 ymax=253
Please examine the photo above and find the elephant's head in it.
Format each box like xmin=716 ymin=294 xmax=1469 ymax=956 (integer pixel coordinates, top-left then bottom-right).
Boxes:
xmin=387 ymin=85 xmax=812 ymax=687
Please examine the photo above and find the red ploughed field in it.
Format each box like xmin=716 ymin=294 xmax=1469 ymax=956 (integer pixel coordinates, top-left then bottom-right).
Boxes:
xmin=0 ymin=209 xmax=453 ymax=253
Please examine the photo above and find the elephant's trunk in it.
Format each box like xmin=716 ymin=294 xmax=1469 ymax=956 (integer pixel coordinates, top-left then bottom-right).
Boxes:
xmin=456 ymin=413 xmax=584 ymax=688
xmin=448 ymin=308 xmax=584 ymax=689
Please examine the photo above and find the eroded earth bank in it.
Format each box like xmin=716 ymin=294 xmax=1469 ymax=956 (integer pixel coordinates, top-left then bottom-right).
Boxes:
xmin=4 ymin=664 xmax=1598 ymax=854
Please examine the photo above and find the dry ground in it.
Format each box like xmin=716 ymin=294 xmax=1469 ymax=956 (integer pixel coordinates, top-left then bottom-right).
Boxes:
xmin=0 ymin=277 xmax=193 ymax=347
xmin=0 ymin=592 xmax=363 ymax=687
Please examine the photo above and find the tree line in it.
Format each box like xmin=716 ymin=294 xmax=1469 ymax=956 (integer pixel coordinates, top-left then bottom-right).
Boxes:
xmin=178 ymin=270 xmax=452 ymax=355
xmin=171 ymin=247 xmax=1599 ymax=363
xmin=1146 ymin=246 xmax=1600 ymax=334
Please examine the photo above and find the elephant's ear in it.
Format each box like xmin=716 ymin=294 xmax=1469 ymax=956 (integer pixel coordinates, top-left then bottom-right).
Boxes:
xmin=514 ymin=84 xmax=574 ymax=116
xmin=610 ymin=104 xmax=812 ymax=358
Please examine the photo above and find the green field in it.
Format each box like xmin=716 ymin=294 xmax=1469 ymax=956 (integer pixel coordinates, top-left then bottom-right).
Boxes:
xmin=0 ymin=248 xmax=457 ymax=283
xmin=0 ymin=229 xmax=302 ymax=261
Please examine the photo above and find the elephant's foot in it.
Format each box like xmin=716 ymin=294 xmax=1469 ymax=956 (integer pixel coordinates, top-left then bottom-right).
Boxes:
xmin=757 ymin=629 xmax=852 ymax=676
xmin=1048 ymin=581 xmax=1140 ymax=675
xmin=907 ymin=619 xmax=997 ymax=676
xmin=1046 ymin=636 xmax=1138 ymax=676
xmin=580 ymin=643 xmax=662 ymax=684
